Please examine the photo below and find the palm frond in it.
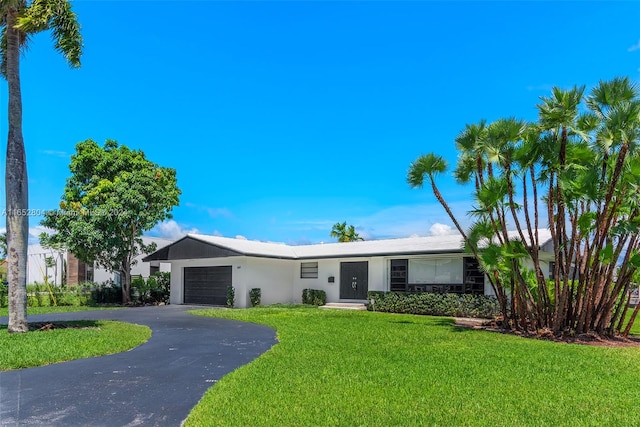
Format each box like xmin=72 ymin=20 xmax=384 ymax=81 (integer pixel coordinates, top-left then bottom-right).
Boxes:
xmin=15 ymin=0 xmax=82 ymax=67
xmin=407 ymin=153 xmax=448 ymax=188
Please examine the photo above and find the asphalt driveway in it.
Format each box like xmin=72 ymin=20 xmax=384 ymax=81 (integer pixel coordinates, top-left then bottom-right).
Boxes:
xmin=0 ymin=305 xmax=277 ymax=426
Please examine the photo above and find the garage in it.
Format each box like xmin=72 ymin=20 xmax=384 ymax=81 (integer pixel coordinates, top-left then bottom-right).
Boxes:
xmin=183 ymin=266 xmax=231 ymax=305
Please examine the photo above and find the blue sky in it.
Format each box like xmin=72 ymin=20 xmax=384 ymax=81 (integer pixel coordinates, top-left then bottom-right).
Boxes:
xmin=1 ymin=1 xmax=639 ymax=245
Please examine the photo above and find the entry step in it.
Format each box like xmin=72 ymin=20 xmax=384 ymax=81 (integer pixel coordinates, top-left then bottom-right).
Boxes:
xmin=319 ymin=303 xmax=367 ymax=311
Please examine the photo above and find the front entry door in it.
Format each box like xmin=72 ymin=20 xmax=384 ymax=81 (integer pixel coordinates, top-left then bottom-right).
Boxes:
xmin=340 ymin=261 xmax=368 ymax=299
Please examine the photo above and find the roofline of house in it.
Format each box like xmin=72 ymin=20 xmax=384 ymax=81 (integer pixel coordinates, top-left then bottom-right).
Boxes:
xmin=142 ymin=234 xmax=472 ymax=262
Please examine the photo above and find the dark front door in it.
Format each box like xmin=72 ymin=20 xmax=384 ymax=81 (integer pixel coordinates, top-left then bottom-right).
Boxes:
xmin=183 ymin=266 xmax=231 ymax=305
xmin=340 ymin=261 xmax=368 ymax=299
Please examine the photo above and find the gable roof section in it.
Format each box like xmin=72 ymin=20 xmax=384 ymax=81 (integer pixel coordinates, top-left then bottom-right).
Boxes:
xmin=143 ymin=230 xmax=553 ymax=261
xmin=143 ymin=235 xmax=247 ymax=261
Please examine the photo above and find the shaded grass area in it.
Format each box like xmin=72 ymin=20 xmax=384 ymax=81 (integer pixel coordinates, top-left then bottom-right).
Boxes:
xmin=186 ymin=306 xmax=640 ymax=427
xmin=0 ymin=320 xmax=150 ymax=371
xmin=0 ymin=305 xmax=121 ymax=317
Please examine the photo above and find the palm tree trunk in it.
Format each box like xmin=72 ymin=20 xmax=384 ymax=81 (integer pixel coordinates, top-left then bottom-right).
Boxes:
xmin=5 ymin=9 xmax=29 ymax=333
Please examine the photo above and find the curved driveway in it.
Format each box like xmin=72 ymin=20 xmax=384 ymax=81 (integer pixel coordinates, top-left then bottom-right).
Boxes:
xmin=0 ymin=306 xmax=277 ymax=426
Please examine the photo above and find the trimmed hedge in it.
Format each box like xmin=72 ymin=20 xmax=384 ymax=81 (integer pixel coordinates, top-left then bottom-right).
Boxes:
xmin=302 ymin=289 xmax=327 ymax=306
xmin=367 ymin=291 xmax=499 ymax=318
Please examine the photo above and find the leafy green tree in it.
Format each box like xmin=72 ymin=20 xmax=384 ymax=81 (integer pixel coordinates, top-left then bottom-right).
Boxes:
xmin=409 ymin=77 xmax=640 ymax=337
xmin=330 ymin=221 xmax=364 ymax=242
xmin=1 ymin=0 xmax=82 ymax=333
xmin=0 ymin=232 xmax=7 ymax=259
xmin=41 ymin=139 xmax=180 ymax=304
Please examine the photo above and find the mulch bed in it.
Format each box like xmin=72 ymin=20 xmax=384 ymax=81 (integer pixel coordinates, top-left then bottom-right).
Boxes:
xmin=454 ymin=317 xmax=640 ymax=347
xmin=29 ymin=322 xmax=101 ymax=332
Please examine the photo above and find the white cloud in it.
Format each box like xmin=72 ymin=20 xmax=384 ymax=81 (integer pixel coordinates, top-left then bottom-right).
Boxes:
xmin=29 ymin=226 xmax=56 ymax=245
xmin=350 ymin=202 xmax=471 ymax=239
xmin=184 ymin=202 xmax=233 ymax=219
xmin=628 ymin=40 xmax=640 ymax=52
xmin=429 ymin=223 xmax=455 ymax=236
xmin=235 ymin=235 xmax=247 ymax=240
xmin=0 ymin=226 xmax=58 ymax=245
xmin=207 ymin=208 xmax=233 ymax=219
xmin=279 ymin=201 xmax=472 ymax=243
xmin=151 ymin=220 xmax=198 ymax=240
xmin=41 ymin=150 xmax=69 ymax=158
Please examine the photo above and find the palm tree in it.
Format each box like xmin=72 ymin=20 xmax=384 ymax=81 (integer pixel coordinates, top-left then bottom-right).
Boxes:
xmin=407 ymin=153 xmax=469 ymax=241
xmin=1 ymin=0 xmax=82 ymax=333
xmin=330 ymin=221 xmax=364 ymax=242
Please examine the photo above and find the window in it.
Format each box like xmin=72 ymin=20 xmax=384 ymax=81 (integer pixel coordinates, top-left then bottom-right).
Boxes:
xmin=85 ymin=264 xmax=94 ymax=282
xmin=300 ymin=262 xmax=318 ymax=278
xmin=390 ymin=259 xmax=408 ymax=291
xmin=150 ymin=265 xmax=160 ymax=276
xmin=408 ymin=258 xmax=463 ymax=284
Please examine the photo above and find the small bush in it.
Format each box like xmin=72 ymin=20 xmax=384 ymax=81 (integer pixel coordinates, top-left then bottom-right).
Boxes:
xmin=226 ymin=285 xmax=235 ymax=308
xmin=87 ymin=281 xmax=123 ymax=305
xmin=249 ymin=288 xmax=261 ymax=307
xmin=131 ymin=272 xmax=171 ymax=305
xmin=0 ymin=283 xmax=7 ymax=308
xmin=367 ymin=291 xmax=499 ymax=318
xmin=302 ymin=289 xmax=326 ymax=306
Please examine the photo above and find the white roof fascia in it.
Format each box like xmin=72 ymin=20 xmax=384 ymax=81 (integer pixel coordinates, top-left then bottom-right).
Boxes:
xmin=185 ymin=231 xmax=553 ymax=260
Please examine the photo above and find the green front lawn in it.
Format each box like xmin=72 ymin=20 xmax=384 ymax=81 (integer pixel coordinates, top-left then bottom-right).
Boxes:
xmin=186 ymin=306 xmax=640 ymax=426
xmin=0 ymin=319 xmax=150 ymax=370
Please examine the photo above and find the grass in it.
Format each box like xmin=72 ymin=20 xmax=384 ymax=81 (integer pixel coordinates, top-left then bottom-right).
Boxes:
xmin=0 ymin=305 xmax=121 ymax=317
xmin=185 ymin=306 xmax=640 ymax=427
xmin=0 ymin=319 xmax=150 ymax=371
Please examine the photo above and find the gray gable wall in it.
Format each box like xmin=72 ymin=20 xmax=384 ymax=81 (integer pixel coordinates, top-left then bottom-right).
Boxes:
xmin=143 ymin=237 xmax=243 ymax=261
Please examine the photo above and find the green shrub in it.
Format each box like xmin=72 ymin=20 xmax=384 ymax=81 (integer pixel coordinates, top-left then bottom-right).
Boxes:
xmin=226 ymin=285 xmax=235 ymax=308
xmin=302 ymin=289 xmax=326 ymax=306
xmin=87 ymin=281 xmax=123 ymax=304
xmin=150 ymin=272 xmax=170 ymax=304
xmin=0 ymin=283 xmax=7 ymax=308
xmin=25 ymin=283 xmax=93 ymax=307
xmin=130 ymin=272 xmax=171 ymax=305
xmin=367 ymin=291 xmax=499 ymax=318
xmin=249 ymin=288 xmax=261 ymax=307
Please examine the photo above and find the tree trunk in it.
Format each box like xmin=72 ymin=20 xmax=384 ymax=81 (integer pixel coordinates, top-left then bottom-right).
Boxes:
xmin=5 ymin=10 xmax=29 ymax=333
xmin=121 ymin=266 xmax=132 ymax=305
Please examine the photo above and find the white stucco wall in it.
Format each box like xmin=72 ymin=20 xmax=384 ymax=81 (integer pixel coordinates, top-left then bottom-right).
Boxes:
xmin=290 ymin=257 xmax=387 ymax=303
xmin=243 ymin=258 xmax=294 ymax=307
xmin=166 ymin=253 xmax=553 ymax=307
xmin=168 ymin=257 xmax=294 ymax=308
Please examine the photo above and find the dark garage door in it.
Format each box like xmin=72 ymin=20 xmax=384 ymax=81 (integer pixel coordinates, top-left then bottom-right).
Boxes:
xmin=184 ymin=266 xmax=231 ymax=305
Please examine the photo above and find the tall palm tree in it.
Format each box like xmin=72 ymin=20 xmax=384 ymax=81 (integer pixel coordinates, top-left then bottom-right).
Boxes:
xmin=1 ymin=0 xmax=82 ymax=333
xmin=330 ymin=221 xmax=364 ymax=242
xmin=407 ymin=153 xmax=469 ymax=241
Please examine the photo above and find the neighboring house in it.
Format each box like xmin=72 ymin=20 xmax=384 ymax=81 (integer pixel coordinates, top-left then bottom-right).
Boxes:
xmin=27 ymin=237 xmax=173 ymax=285
xmin=143 ymin=231 xmax=554 ymax=308
xmin=27 ymin=244 xmax=67 ymax=285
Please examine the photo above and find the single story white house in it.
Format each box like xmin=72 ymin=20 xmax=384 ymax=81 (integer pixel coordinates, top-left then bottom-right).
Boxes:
xmin=143 ymin=231 xmax=554 ymax=308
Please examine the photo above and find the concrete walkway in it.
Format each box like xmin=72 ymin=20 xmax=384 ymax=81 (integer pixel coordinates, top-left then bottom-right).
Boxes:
xmin=0 ymin=306 xmax=277 ymax=426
